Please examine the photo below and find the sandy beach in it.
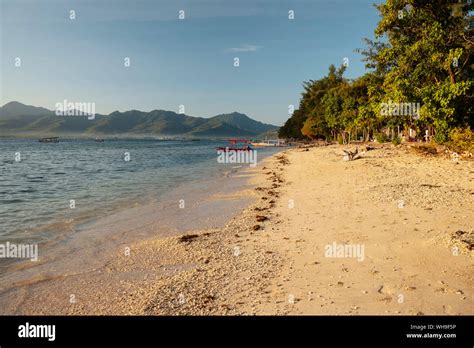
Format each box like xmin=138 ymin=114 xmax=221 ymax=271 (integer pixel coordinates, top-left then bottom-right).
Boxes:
xmin=2 ymin=144 xmax=473 ymax=315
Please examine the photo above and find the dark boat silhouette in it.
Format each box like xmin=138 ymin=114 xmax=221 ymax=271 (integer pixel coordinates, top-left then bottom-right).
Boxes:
xmin=38 ymin=137 xmax=59 ymax=143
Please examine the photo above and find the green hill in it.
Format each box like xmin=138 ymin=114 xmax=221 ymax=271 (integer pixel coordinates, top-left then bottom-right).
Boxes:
xmin=0 ymin=102 xmax=278 ymax=138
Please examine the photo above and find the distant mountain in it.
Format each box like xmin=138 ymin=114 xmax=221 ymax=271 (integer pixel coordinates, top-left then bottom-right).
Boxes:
xmin=187 ymin=112 xmax=275 ymax=137
xmin=0 ymin=102 xmax=278 ymax=137
xmin=0 ymin=101 xmax=54 ymax=118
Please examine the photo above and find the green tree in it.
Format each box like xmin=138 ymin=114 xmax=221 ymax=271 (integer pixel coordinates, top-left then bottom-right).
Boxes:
xmin=362 ymin=0 xmax=473 ymax=142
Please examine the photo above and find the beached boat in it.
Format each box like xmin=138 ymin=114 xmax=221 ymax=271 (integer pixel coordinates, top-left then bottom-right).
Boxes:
xmin=38 ymin=137 xmax=59 ymax=143
xmin=250 ymin=139 xmax=286 ymax=147
xmin=216 ymin=139 xmax=254 ymax=152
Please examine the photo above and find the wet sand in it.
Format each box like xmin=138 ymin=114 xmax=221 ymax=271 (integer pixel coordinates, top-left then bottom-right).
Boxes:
xmin=1 ymin=144 xmax=472 ymax=315
xmin=0 ymin=160 xmax=261 ymax=314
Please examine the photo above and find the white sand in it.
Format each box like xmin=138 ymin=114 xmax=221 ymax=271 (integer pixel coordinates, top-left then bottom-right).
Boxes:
xmin=2 ymin=144 xmax=472 ymax=315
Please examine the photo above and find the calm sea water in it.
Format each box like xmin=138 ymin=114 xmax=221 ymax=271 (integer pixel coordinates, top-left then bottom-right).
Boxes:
xmin=0 ymin=138 xmax=278 ymax=246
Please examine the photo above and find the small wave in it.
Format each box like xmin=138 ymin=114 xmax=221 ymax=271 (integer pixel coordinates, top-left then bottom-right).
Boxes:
xmin=0 ymin=184 xmax=21 ymax=187
xmin=18 ymin=188 xmax=37 ymax=193
xmin=0 ymin=199 xmax=24 ymax=204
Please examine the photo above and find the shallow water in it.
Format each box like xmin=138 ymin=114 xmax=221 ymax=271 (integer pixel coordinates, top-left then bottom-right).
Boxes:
xmin=1 ymin=139 xmax=224 ymax=241
xmin=0 ymin=138 xmax=281 ymax=293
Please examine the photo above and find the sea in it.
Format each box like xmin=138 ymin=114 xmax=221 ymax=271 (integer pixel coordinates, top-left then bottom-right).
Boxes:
xmin=0 ymin=138 xmax=282 ymax=292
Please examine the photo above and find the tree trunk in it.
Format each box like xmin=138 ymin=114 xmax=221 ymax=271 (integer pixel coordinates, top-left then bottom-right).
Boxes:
xmin=448 ymin=66 xmax=456 ymax=84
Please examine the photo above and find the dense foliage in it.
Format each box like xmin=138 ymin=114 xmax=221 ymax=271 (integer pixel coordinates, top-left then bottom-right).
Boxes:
xmin=279 ymin=0 xmax=473 ymax=145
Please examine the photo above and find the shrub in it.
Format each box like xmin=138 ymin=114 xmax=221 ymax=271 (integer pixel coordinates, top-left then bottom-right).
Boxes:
xmin=449 ymin=128 xmax=474 ymax=153
xmin=392 ymin=135 xmax=401 ymax=145
xmin=433 ymin=131 xmax=448 ymax=144
xmin=337 ymin=134 xmax=344 ymax=144
xmin=375 ymin=132 xmax=389 ymax=143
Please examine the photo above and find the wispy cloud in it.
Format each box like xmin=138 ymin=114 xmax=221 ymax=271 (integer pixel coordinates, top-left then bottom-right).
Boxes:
xmin=226 ymin=44 xmax=262 ymax=53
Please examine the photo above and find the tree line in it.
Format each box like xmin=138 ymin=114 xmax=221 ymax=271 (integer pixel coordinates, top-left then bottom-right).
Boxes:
xmin=279 ymin=0 xmax=473 ymax=147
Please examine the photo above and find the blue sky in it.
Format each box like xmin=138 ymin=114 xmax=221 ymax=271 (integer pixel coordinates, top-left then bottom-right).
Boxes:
xmin=0 ymin=0 xmax=382 ymax=125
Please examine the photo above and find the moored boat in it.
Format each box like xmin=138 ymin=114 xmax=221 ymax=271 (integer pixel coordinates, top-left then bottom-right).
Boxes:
xmin=216 ymin=139 xmax=254 ymax=152
xmin=38 ymin=137 xmax=59 ymax=143
xmin=250 ymin=139 xmax=286 ymax=147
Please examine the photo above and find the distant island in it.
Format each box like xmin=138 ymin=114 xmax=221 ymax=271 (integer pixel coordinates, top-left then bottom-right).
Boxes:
xmin=0 ymin=101 xmax=279 ymax=138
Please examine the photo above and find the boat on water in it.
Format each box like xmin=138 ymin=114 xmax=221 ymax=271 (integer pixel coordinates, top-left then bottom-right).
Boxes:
xmin=94 ymin=138 xmax=105 ymax=142
xmin=216 ymin=139 xmax=254 ymax=152
xmin=38 ymin=137 xmax=59 ymax=143
xmin=250 ymin=139 xmax=287 ymax=147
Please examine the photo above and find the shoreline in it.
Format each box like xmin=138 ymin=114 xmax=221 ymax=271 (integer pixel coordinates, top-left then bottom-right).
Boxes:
xmin=0 ymin=148 xmax=281 ymax=314
xmin=0 ymin=139 xmax=280 ymax=280
xmin=1 ymin=144 xmax=473 ymax=315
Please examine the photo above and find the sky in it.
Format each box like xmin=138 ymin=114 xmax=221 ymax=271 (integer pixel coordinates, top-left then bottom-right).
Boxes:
xmin=0 ymin=0 xmax=382 ymax=126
